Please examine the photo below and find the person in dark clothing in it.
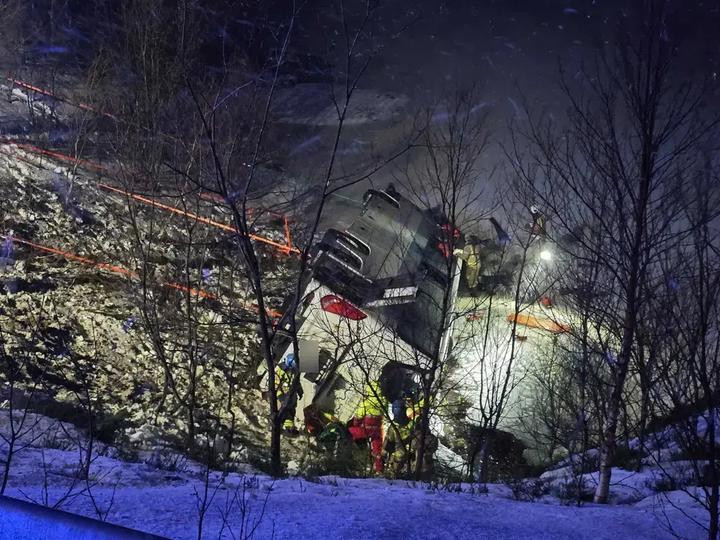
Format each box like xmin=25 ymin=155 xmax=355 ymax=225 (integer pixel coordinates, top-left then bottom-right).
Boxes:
xmin=379 ymin=361 xmax=406 ymax=403
xmin=385 ymin=183 xmax=400 ymax=199
xmin=380 ymin=361 xmax=422 ymax=427
xmin=489 ymin=217 xmax=511 ymax=247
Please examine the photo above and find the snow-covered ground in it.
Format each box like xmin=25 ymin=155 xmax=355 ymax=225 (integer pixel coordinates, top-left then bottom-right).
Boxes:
xmin=3 ymin=459 xmax=707 ymax=539
xmin=0 ymin=413 xmax=708 ymax=540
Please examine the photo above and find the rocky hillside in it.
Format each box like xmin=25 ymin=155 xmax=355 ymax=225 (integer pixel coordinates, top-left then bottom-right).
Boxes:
xmin=0 ymin=83 xmax=297 ymax=465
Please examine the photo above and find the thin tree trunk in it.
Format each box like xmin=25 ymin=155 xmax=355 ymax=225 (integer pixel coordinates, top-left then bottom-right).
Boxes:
xmin=476 ymin=434 xmax=493 ymax=484
xmin=704 ymin=373 xmax=718 ymax=540
xmin=709 ymin=484 xmax=719 ymax=540
xmin=594 ymin=140 xmax=649 ymax=502
xmin=594 ymin=332 xmax=634 ymax=503
xmin=0 ymin=438 xmax=14 ymax=495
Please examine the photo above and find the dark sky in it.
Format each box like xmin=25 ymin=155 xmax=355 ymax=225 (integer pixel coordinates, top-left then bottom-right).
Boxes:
xmin=288 ymin=0 xmax=720 ymax=218
xmin=363 ymin=0 xmax=720 ymax=109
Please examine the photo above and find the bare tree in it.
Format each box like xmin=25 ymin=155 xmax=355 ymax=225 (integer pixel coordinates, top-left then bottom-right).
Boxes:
xmin=0 ymin=312 xmax=49 ymax=494
xmin=510 ymin=0 xmax=717 ymax=503
xmin=0 ymin=0 xmax=25 ymax=73
xmin=647 ymin=159 xmax=720 ymax=539
xmin=173 ymin=0 xmax=412 ymax=476
xmin=394 ymin=89 xmax=493 ymax=479
xmin=458 ymin=196 xmax=564 ymax=482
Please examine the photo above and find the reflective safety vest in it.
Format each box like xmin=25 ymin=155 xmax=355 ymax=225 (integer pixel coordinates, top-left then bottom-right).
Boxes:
xmin=275 ymin=366 xmax=293 ymax=397
xmin=463 ymin=244 xmax=480 ymax=268
xmin=355 ymin=381 xmax=387 ymax=417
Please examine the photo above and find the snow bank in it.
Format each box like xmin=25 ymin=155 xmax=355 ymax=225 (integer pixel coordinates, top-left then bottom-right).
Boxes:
xmin=1 ymin=435 xmax=708 ymax=539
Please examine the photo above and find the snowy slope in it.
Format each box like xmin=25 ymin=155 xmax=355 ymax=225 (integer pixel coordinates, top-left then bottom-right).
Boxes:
xmin=0 ymin=415 xmax=707 ymax=540
xmin=4 ymin=466 xmax=706 ymax=539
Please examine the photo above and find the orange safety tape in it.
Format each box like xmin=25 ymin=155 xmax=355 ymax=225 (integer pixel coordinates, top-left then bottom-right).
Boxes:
xmin=13 ymin=142 xmax=108 ymax=173
xmin=98 ymin=182 xmax=235 ymax=232
xmin=8 ymin=236 xmax=137 ymax=278
xmin=7 ymin=77 xmax=117 ymax=119
xmin=97 ymin=183 xmax=300 ymax=254
xmin=2 ymin=234 xmax=280 ymax=317
xmin=163 ymin=281 xmax=217 ymax=300
xmin=283 ymin=217 xmax=293 ymax=255
xmin=0 ymin=145 xmax=42 ymax=168
xmin=1 ymin=141 xmax=299 ymax=256
xmin=198 ymin=191 xmax=224 ymax=204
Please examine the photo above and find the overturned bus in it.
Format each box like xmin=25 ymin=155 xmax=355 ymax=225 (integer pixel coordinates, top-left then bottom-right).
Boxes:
xmin=271 ymin=187 xmax=462 ymax=426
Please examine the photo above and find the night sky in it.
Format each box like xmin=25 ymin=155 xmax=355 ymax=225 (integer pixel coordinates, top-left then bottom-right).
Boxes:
xmin=371 ymin=1 xmax=719 ymax=102
xmin=262 ymin=1 xmax=713 ymax=110
xmin=279 ymin=0 xmax=720 ymax=200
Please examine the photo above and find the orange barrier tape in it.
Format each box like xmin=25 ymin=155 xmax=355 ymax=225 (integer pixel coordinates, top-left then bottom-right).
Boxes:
xmin=163 ymin=281 xmax=217 ymax=300
xmin=7 ymin=77 xmax=117 ymax=119
xmin=506 ymin=313 xmax=570 ymax=334
xmin=283 ymin=217 xmax=293 ymax=255
xmin=8 ymin=236 xmax=137 ymax=278
xmin=198 ymin=191 xmax=295 ymax=255
xmin=98 ymin=182 xmax=299 ymax=254
xmin=1 ymin=141 xmax=299 ymax=256
xmin=13 ymin=142 xmax=108 ymax=173
xmin=2 ymin=234 xmax=280 ymax=317
xmin=5 ymin=235 xmax=212 ymax=298
xmin=0 ymin=145 xmax=43 ymax=168
xmin=4 ymin=78 xmax=296 ymax=256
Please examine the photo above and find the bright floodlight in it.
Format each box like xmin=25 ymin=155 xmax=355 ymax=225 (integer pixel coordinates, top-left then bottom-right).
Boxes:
xmin=540 ymin=249 xmax=553 ymax=261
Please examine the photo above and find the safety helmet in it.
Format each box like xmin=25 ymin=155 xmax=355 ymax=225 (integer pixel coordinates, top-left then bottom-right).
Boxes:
xmin=530 ymin=205 xmax=540 ymax=215
xmin=282 ymin=353 xmax=297 ymax=370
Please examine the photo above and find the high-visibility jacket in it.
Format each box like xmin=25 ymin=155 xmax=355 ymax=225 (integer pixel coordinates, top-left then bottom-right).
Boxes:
xmin=462 ymin=244 xmax=480 ymax=268
xmin=275 ymin=365 xmax=293 ymax=397
xmin=383 ymin=397 xmax=431 ymax=477
xmin=354 ymin=381 xmax=387 ymax=418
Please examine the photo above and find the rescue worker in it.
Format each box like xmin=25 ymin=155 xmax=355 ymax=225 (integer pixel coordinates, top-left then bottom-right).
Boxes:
xmin=530 ymin=205 xmax=546 ymax=239
xmin=383 ymin=396 xmax=437 ymax=479
xmin=379 ymin=361 xmax=408 ymax=424
xmin=304 ymin=404 xmax=347 ymax=443
xmin=276 ymin=354 xmax=301 ymax=435
xmin=454 ymin=235 xmax=482 ymax=290
xmin=348 ymin=381 xmax=387 ymax=474
xmin=383 ymin=393 xmax=417 ymax=477
xmin=383 ymin=420 xmax=412 ymax=477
